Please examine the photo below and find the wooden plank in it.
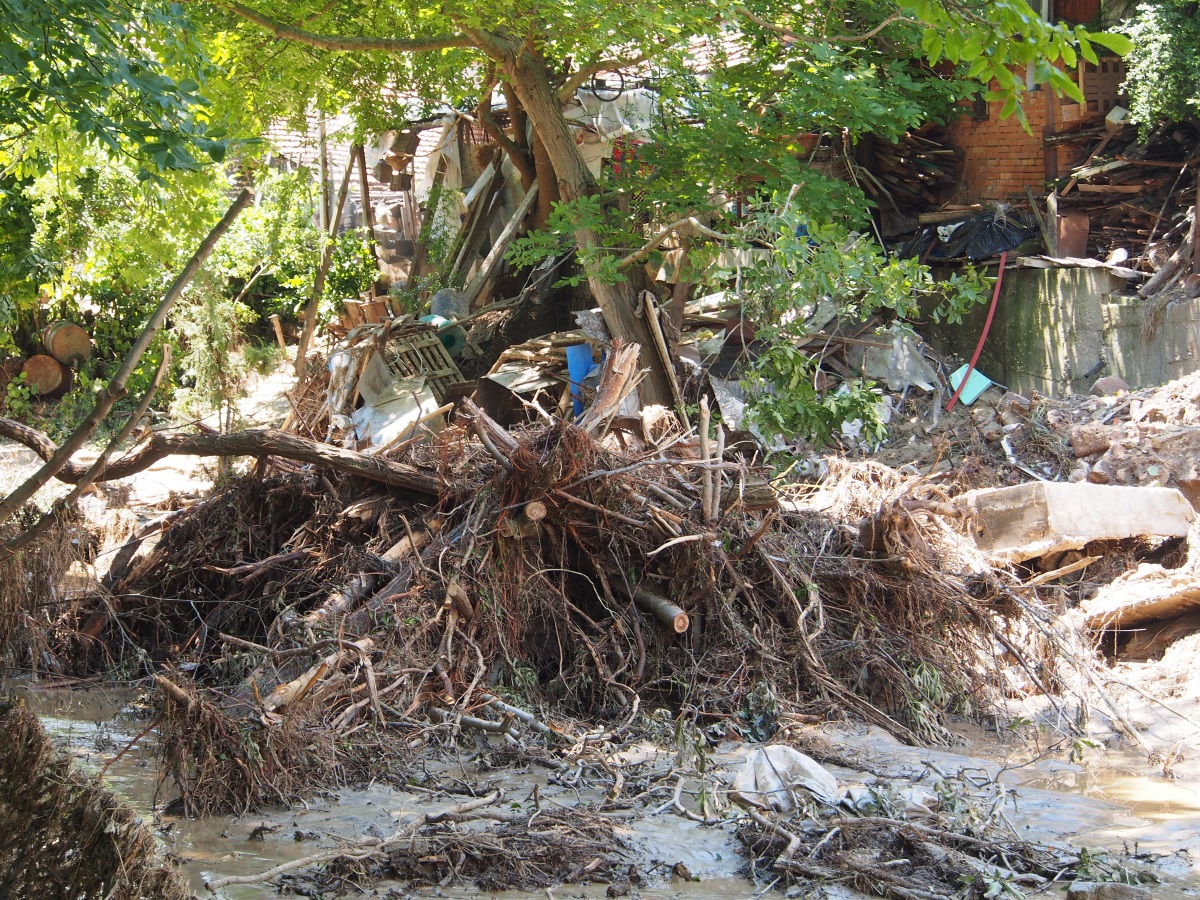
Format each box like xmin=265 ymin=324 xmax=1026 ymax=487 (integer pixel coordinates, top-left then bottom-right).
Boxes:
xmin=1076 ymin=183 xmax=1154 ymax=194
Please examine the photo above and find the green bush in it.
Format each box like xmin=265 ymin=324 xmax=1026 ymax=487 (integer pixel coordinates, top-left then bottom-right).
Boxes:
xmin=736 ymin=195 xmax=991 ymax=447
xmin=1125 ymin=1 xmax=1200 ymax=127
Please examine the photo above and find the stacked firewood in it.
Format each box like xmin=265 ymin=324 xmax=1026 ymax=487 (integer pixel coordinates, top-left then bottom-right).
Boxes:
xmin=859 ymin=127 xmax=960 ymax=212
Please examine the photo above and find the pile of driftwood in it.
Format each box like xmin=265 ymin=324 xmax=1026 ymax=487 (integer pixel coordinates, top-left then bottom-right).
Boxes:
xmin=0 ymin=341 xmax=1088 ymax=822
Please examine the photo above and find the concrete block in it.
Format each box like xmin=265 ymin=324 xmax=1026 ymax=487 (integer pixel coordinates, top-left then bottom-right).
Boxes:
xmin=1066 ymin=881 xmax=1150 ymax=900
xmin=959 ymin=482 xmax=1195 ymax=562
xmin=1083 ymin=566 xmax=1200 ymax=631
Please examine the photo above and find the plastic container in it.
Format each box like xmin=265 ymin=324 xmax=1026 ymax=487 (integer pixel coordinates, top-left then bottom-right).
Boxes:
xmin=419 ymin=314 xmax=467 ymax=358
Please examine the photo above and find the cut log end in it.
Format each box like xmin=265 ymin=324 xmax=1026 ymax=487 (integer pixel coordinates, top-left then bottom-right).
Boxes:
xmin=633 ymin=588 xmax=690 ymax=634
xmin=22 ymin=355 xmax=69 ymax=396
xmin=42 ymin=321 xmax=91 ymax=365
xmin=524 ymin=500 xmax=548 ymax=522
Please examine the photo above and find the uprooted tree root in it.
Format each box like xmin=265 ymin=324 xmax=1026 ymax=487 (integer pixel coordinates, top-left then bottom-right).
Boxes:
xmin=0 ymin=695 xmax=191 ymax=899
xmin=50 ymin=389 xmax=1079 ymax=815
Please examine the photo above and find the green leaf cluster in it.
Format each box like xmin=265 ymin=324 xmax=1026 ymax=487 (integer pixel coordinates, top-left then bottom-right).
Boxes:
xmin=1124 ymin=1 xmax=1200 ymax=128
xmin=735 ymin=197 xmax=992 ymax=446
xmin=0 ymin=0 xmax=229 ymax=174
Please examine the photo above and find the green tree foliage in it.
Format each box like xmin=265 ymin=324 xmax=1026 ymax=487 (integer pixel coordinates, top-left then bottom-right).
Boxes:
xmin=0 ymin=173 xmax=37 ymax=354
xmin=0 ymin=0 xmax=228 ymax=172
xmin=736 ymin=197 xmax=992 ymax=445
xmin=191 ymin=0 xmax=1124 ymax=406
xmin=1125 ymin=1 xmax=1200 ymax=126
xmin=207 ymin=167 xmax=324 ymax=319
xmin=0 ymin=135 xmax=229 ymax=365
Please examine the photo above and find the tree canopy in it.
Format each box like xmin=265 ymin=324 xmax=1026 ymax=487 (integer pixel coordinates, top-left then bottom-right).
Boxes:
xmin=176 ymin=0 xmax=1127 ymax=403
xmin=1125 ymin=0 xmax=1200 ymax=127
xmin=0 ymin=0 xmax=228 ymax=173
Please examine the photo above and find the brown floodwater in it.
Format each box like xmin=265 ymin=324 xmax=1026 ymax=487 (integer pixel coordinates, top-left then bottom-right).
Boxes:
xmin=13 ymin=682 xmax=1200 ymax=899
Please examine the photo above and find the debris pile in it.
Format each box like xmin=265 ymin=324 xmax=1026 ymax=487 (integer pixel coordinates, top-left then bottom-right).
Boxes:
xmin=7 ymin=327 xmax=1200 ymax=895
xmin=860 ymin=126 xmax=961 ymax=213
xmin=0 ymin=695 xmax=190 ymax=899
xmin=0 ymin=334 xmax=1129 ymax=831
xmin=735 ymin=743 xmax=1141 ymax=900
xmin=1051 ymin=120 xmax=1199 ymax=280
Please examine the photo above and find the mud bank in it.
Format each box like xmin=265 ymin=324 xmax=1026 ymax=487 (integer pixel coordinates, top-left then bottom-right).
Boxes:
xmin=16 ymin=683 xmax=1200 ymax=899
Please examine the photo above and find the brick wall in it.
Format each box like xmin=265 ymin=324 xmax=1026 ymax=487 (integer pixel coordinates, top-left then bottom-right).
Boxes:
xmin=946 ymin=60 xmax=1123 ymax=204
xmin=948 ymin=87 xmax=1056 ymax=202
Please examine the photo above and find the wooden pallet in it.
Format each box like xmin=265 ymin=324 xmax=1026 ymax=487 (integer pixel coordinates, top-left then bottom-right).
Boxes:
xmin=382 ymin=326 xmax=464 ymax=402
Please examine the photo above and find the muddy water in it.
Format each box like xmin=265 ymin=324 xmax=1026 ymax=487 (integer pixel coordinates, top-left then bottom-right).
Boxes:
xmin=15 ymin=683 xmax=1200 ymax=898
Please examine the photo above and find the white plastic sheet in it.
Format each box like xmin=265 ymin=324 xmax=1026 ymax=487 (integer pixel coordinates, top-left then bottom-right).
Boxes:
xmin=730 ymin=745 xmax=839 ymax=812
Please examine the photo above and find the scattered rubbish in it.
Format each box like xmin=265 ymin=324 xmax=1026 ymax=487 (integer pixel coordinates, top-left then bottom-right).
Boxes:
xmin=863 ymin=325 xmax=939 ymax=392
xmin=565 ymin=343 xmax=595 ymax=418
xmin=902 ymin=209 xmax=1038 ymax=260
xmin=842 ymin=784 xmax=940 ymax=819
xmin=730 ymin=745 xmax=840 ymax=811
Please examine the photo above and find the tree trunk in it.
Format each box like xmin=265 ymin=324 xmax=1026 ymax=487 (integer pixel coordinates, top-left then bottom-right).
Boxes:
xmin=530 ymin=131 xmax=559 ymax=232
xmin=501 ymin=52 xmax=672 ymax=407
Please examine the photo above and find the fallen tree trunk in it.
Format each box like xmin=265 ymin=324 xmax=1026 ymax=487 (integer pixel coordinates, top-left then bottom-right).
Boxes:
xmin=0 ymin=420 xmax=441 ymax=496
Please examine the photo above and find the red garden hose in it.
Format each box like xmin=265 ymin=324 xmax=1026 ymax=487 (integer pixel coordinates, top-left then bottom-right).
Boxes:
xmin=946 ymin=250 xmax=1007 ymax=412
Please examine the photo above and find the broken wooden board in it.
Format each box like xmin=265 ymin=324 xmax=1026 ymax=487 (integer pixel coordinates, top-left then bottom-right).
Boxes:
xmin=958 ymin=482 xmax=1194 ymax=563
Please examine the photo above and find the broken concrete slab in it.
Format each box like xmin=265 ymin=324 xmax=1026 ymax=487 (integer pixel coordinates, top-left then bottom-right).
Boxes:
xmin=1083 ymin=566 xmax=1200 ymax=631
xmin=1120 ymin=612 xmax=1200 ymax=659
xmin=959 ymin=482 xmax=1194 ymax=563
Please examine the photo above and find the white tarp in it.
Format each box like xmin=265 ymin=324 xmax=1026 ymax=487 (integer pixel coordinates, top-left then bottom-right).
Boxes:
xmin=730 ymin=745 xmax=839 ymax=812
